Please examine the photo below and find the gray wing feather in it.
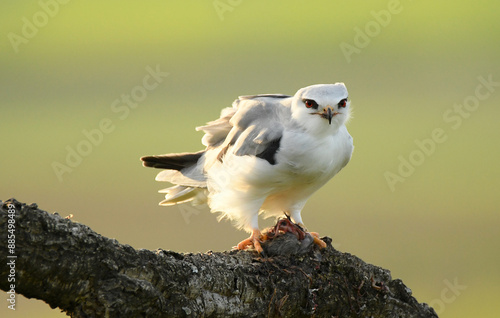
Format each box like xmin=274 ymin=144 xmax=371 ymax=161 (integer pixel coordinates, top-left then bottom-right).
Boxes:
xmin=197 ymin=94 xmax=292 ymax=162
xmin=196 ymin=107 xmax=235 ymax=148
xmin=238 ymin=94 xmax=291 ymax=100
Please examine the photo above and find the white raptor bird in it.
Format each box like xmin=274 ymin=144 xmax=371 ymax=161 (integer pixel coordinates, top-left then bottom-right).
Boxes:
xmin=141 ymin=83 xmax=353 ymax=252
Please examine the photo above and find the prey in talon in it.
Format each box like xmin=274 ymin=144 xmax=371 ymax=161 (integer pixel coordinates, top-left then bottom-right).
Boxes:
xmin=264 ymin=217 xmax=328 ymax=249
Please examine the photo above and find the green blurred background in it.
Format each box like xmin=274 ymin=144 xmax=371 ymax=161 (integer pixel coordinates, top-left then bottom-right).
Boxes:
xmin=1 ymin=1 xmax=499 ymax=317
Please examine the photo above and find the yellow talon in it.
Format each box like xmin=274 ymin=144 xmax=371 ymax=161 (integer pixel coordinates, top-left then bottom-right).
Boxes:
xmin=237 ymin=229 xmax=263 ymax=253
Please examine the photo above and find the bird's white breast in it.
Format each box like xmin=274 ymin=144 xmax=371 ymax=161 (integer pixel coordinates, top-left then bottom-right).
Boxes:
xmin=277 ymin=125 xmax=353 ymax=183
xmin=250 ymin=125 xmax=353 ymax=216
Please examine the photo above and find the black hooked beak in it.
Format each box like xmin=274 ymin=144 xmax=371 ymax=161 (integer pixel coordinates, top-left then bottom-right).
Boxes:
xmin=322 ymin=106 xmax=339 ymax=125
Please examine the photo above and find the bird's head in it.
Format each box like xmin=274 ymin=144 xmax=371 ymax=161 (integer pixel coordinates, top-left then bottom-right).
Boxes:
xmin=291 ymin=83 xmax=350 ymax=134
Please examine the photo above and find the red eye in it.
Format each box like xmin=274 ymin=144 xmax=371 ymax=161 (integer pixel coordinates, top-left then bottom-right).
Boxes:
xmin=303 ymin=99 xmax=318 ymax=109
xmin=338 ymin=99 xmax=347 ymax=108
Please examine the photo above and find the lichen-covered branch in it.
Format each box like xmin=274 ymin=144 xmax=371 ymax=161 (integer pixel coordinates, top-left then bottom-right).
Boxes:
xmin=0 ymin=199 xmax=437 ymax=317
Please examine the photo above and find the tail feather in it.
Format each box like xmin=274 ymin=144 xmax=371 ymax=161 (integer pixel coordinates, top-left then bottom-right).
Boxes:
xmin=158 ymin=185 xmax=206 ymax=206
xmin=141 ymin=151 xmax=204 ymax=170
xmin=141 ymin=150 xmax=207 ymax=204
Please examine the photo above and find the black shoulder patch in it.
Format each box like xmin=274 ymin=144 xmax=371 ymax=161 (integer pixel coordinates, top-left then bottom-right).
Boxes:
xmin=256 ymin=137 xmax=281 ymax=165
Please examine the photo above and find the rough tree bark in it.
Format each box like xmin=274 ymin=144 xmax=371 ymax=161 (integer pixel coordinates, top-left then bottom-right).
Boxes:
xmin=0 ymin=199 xmax=437 ymax=317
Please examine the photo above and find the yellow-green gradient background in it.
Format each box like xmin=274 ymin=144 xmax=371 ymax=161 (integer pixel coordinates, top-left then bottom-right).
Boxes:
xmin=1 ymin=1 xmax=499 ymax=317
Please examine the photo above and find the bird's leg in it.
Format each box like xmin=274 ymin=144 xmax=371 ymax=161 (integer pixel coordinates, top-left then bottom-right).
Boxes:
xmin=237 ymin=229 xmax=263 ymax=253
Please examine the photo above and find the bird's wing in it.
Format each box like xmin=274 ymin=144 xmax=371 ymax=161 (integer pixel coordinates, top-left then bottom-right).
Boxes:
xmin=196 ymin=106 xmax=236 ymax=148
xmin=197 ymin=94 xmax=292 ymax=165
